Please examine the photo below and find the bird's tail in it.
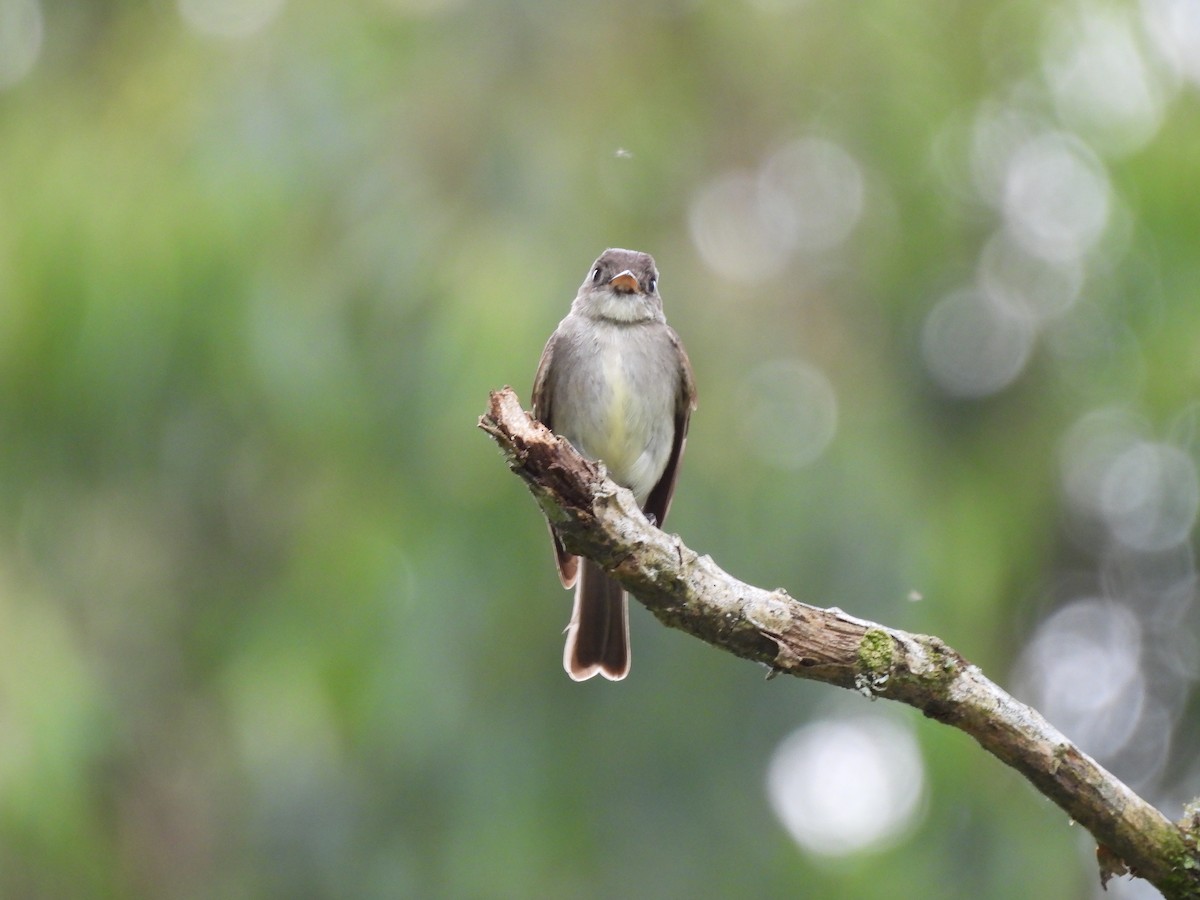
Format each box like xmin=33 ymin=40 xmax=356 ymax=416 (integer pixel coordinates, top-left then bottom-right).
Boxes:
xmin=563 ymin=559 xmax=630 ymax=681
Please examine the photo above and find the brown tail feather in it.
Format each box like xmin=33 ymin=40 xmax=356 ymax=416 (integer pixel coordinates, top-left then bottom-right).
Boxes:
xmin=563 ymin=560 xmax=630 ymax=681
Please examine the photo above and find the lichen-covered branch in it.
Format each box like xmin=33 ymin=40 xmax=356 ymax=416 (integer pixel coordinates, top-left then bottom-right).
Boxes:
xmin=479 ymin=386 xmax=1200 ymax=898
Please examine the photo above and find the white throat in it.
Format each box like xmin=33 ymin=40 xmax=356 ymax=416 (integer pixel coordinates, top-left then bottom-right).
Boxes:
xmin=579 ymin=290 xmax=659 ymax=324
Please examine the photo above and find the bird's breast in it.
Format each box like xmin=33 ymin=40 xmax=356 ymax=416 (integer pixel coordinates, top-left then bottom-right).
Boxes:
xmin=555 ymin=323 xmax=675 ymax=502
xmin=596 ymin=342 xmax=631 ymax=454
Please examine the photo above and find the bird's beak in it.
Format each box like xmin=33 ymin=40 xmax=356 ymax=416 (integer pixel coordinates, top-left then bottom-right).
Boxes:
xmin=608 ymin=270 xmax=640 ymax=293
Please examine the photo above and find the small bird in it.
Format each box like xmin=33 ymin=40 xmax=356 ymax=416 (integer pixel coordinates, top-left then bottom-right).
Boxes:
xmin=533 ymin=249 xmax=697 ymax=681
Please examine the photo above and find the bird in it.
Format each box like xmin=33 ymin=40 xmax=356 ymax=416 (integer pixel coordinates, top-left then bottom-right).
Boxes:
xmin=532 ymin=248 xmax=697 ymax=681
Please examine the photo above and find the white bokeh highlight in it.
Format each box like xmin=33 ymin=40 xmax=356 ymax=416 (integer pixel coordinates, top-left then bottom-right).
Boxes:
xmin=1042 ymin=7 xmax=1169 ymax=157
xmin=758 ymin=138 xmax=865 ymax=256
xmin=1059 ymin=408 xmax=1200 ymax=552
xmin=178 ymin=0 xmax=287 ymax=38
xmin=1002 ymin=131 xmax=1112 ymax=264
xmin=1101 ymin=441 xmax=1200 ymax=552
xmin=0 ymin=0 xmax=42 ymax=89
xmin=969 ymin=101 xmax=1045 ymax=208
xmin=1014 ymin=599 xmax=1146 ymax=759
xmin=689 ymin=137 xmax=865 ymax=283
xmin=1140 ymin=0 xmax=1200 ymax=88
xmin=921 ymin=288 xmax=1036 ymax=397
xmin=1060 ymin=407 xmax=1150 ymax=522
xmin=978 ymin=227 xmax=1084 ymax=323
xmin=688 ymin=170 xmax=793 ymax=283
xmin=738 ymin=358 xmax=838 ymax=469
xmin=766 ymin=715 xmax=925 ymax=857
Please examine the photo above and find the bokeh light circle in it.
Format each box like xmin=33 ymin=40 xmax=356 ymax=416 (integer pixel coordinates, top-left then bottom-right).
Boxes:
xmin=1014 ymin=599 xmax=1145 ymax=759
xmin=921 ymin=288 xmax=1035 ymax=397
xmin=1101 ymin=441 xmax=1200 ymax=552
xmin=688 ymin=170 xmax=792 ymax=283
xmin=978 ymin=227 xmax=1083 ymax=323
xmin=1001 ymin=131 xmax=1111 ymax=263
xmin=1042 ymin=7 xmax=1168 ymax=156
xmin=178 ymin=0 xmax=286 ymax=39
xmin=738 ymin=358 xmax=838 ymax=469
xmin=766 ymin=715 xmax=925 ymax=857
xmin=0 ymin=0 xmax=42 ymax=88
xmin=758 ymin=138 xmax=865 ymax=255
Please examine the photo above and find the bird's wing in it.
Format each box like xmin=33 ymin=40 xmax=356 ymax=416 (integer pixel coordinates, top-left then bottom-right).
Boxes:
xmin=532 ymin=329 xmax=580 ymax=588
xmin=644 ymin=327 xmax=697 ymax=528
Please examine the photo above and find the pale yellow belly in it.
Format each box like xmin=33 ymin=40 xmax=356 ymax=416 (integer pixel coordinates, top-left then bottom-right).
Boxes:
xmin=580 ymin=346 xmax=665 ymax=502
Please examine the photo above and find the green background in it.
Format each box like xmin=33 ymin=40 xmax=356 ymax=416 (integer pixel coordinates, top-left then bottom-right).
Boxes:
xmin=1 ymin=1 xmax=1197 ymax=897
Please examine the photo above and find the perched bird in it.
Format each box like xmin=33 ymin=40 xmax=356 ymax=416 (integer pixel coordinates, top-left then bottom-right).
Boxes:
xmin=533 ymin=249 xmax=697 ymax=681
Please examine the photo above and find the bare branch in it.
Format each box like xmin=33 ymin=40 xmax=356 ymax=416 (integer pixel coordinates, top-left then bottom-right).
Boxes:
xmin=479 ymin=386 xmax=1200 ymax=898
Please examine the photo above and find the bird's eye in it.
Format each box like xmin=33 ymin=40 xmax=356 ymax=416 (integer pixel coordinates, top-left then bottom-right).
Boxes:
xmin=648 ymin=277 xmax=658 ymax=293
xmin=592 ymin=267 xmax=602 ymax=283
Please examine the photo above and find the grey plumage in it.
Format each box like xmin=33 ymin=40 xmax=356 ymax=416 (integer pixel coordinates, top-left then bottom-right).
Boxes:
xmin=533 ymin=249 xmax=696 ymax=681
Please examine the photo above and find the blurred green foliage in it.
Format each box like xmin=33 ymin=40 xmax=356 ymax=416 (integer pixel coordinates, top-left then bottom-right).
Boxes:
xmin=1 ymin=0 xmax=1198 ymax=897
